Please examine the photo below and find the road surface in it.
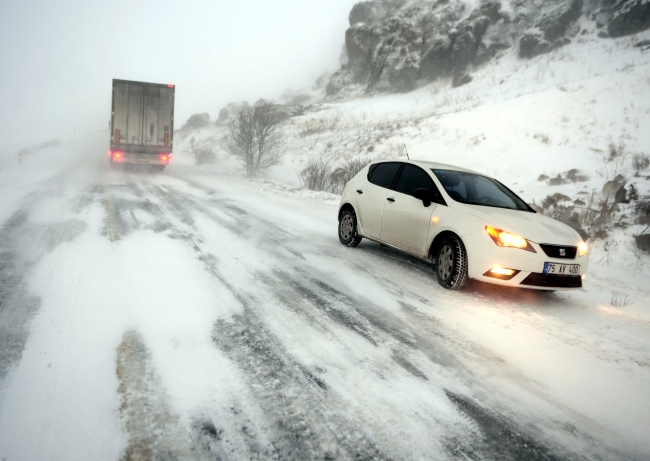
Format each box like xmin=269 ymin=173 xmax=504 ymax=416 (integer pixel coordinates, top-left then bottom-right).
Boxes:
xmin=0 ymin=144 xmax=649 ymax=460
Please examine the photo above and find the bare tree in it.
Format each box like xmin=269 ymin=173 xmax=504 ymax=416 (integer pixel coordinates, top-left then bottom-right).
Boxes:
xmin=221 ymin=102 xmax=285 ymax=178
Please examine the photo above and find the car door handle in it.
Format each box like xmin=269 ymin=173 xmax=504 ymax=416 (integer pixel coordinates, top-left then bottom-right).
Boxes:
xmin=387 ymin=197 xmax=395 ymax=202
xmin=356 ymin=189 xmax=363 ymax=194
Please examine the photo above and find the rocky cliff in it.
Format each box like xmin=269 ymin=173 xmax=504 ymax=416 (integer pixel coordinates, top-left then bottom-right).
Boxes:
xmin=326 ymin=0 xmax=650 ymax=98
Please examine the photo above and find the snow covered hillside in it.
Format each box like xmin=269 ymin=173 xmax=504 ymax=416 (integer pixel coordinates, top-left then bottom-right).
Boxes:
xmin=177 ymin=27 xmax=650 ymax=274
xmin=1 ymin=2 xmax=650 ymax=460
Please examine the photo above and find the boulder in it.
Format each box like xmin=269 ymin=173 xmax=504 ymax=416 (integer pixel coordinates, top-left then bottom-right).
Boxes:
xmin=543 ymin=192 xmax=572 ymax=208
xmin=608 ymin=0 xmax=650 ymax=38
xmin=474 ymin=39 xmax=511 ymax=66
xmin=602 ymin=176 xmax=626 ymax=198
xmin=565 ymin=168 xmax=590 ymax=182
xmin=536 ymin=0 xmax=583 ymax=42
xmin=538 ymin=174 xmax=550 ymax=181
xmin=615 ymin=186 xmax=629 ymax=203
xmin=549 ymin=175 xmax=571 ymax=185
xmin=519 ymin=30 xmax=552 ymax=58
xmin=635 ymin=234 xmax=650 ymax=253
xmin=451 ymin=71 xmax=473 ymax=88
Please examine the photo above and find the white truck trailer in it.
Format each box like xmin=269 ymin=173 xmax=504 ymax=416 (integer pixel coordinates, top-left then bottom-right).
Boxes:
xmin=109 ymin=79 xmax=175 ymax=171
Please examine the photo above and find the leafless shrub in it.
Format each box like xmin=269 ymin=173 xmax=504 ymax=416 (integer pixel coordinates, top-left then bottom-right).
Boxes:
xmin=221 ymin=102 xmax=285 ymax=178
xmin=579 ymin=192 xmax=618 ymax=242
xmin=632 ymin=152 xmax=650 ymax=171
xmin=191 ymin=145 xmax=216 ymax=165
xmin=329 ymin=156 xmax=377 ymax=194
xmin=299 ymin=155 xmax=378 ymax=194
xmin=611 ymin=291 xmax=633 ymax=307
xmin=608 ymin=139 xmax=626 ymax=161
xmin=298 ymin=156 xmax=335 ymax=192
xmin=635 ymin=198 xmax=650 ymax=225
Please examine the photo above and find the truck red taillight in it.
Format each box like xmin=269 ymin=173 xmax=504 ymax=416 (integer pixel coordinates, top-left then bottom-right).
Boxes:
xmin=113 ymin=151 xmax=123 ymax=161
xmin=159 ymin=153 xmax=169 ymax=163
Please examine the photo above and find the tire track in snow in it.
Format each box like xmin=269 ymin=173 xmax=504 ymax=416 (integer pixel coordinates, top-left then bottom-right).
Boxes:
xmin=0 ymin=212 xmax=42 ymax=381
xmin=0 ymin=182 xmax=92 ymax=382
xmin=120 ymin=180 xmax=391 ymax=459
xmin=116 ymin=330 xmax=205 ymax=461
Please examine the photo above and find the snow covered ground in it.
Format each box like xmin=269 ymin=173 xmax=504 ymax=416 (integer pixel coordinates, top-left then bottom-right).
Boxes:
xmin=1 ymin=28 xmax=650 ymax=461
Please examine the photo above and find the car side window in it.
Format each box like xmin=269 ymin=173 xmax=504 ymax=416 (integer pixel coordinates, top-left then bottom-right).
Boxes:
xmin=394 ymin=164 xmax=439 ymax=197
xmin=395 ymin=164 xmax=446 ymax=205
xmin=368 ymin=162 xmax=402 ymax=189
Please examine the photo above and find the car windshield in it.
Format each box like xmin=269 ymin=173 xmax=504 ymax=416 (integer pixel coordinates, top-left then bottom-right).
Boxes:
xmin=431 ymin=169 xmax=532 ymax=211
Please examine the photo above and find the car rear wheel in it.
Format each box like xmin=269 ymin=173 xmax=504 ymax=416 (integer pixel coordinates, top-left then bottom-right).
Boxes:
xmin=435 ymin=236 xmax=468 ymax=290
xmin=338 ymin=210 xmax=362 ymax=247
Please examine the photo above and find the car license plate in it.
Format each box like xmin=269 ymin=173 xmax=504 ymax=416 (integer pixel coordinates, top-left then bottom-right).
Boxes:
xmin=544 ymin=262 xmax=580 ymax=275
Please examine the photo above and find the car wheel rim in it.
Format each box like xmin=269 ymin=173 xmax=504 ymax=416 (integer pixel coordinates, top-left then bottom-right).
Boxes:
xmin=340 ymin=215 xmax=353 ymax=240
xmin=438 ymin=244 xmax=454 ymax=280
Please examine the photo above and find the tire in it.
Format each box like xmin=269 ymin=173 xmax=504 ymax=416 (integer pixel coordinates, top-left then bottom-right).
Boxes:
xmin=338 ymin=210 xmax=362 ymax=247
xmin=435 ymin=235 xmax=468 ymax=290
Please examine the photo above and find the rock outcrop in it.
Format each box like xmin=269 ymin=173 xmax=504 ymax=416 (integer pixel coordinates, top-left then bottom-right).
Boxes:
xmin=327 ymin=0 xmax=510 ymax=98
xmin=326 ymin=0 xmax=650 ymax=98
xmin=607 ymin=0 xmax=650 ymax=38
xmin=519 ymin=0 xmax=582 ymax=59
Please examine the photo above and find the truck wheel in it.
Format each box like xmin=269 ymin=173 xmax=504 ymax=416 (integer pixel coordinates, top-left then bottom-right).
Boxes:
xmin=435 ymin=236 xmax=468 ymax=290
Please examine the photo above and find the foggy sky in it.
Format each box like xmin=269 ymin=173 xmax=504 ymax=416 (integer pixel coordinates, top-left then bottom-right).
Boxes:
xmin=0 ymin=0 xmax=357 ymax=151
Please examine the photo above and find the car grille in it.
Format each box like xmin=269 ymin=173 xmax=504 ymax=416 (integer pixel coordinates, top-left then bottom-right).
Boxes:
xmin=539 ymin=244 xmax=577 ymax=259
xmin=520 ymin=273 xmax=582 ymax=288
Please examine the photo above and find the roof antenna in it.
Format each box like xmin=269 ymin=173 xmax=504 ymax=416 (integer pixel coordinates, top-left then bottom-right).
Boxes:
xmin=403 ymin=144 xmax=409 ymax=160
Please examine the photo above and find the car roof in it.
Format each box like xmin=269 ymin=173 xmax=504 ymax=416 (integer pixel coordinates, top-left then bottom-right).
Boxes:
xmin=374 ymin=159 xmax=485 ymax=176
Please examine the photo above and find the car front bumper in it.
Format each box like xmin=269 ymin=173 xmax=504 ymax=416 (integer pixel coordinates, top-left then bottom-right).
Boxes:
xmin=462 ymin=230 xmax=589 ymax=290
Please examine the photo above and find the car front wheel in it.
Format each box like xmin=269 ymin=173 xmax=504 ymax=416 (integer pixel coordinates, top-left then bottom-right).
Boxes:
xmin=338 ymin=210 xmax=362 ymax=247
xmin=435 ymin=236 xmax=468 ymax=290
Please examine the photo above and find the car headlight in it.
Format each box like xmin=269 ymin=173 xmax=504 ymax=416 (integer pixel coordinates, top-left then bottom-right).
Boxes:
xmin=578 ymin=241 xmax=588 ymax=257
xmin=485 ymin=226 xmax=536 ymax=253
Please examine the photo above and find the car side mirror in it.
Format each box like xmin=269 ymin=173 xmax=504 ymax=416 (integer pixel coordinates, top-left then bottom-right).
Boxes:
xmin=412 ymin=188 xmax=432 ymax=207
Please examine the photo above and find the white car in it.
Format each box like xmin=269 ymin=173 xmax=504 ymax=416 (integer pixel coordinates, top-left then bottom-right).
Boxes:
xmin=337 ymin=160 xmax=588 ymax=290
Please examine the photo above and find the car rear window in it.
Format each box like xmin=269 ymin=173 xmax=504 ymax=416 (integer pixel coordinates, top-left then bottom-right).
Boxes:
xmin=368 ymin=162 xmax=402 ymax=189
xmin=431 ymin=169 xmax=532 ymax=211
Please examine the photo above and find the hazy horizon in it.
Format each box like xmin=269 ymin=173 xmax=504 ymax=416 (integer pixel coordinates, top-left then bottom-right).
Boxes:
xmin=0 ymin=0 xmax=357 ymax=152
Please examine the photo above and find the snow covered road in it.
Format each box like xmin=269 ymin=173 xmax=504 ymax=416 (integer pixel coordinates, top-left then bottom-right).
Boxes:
xmin=0 ymin=147 xmax=649 ymax=460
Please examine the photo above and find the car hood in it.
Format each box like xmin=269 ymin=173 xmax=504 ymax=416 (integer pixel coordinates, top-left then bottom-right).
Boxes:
xmin=453 ymin=203 xmax=582 ymax=245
